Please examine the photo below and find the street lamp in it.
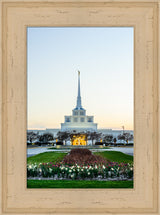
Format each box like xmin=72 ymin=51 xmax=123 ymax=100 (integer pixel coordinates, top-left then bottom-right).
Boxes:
xmin=122 ymin=125 xmax=125 ymax=134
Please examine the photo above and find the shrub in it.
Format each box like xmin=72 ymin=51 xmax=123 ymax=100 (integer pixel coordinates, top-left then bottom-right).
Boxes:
xmin=62 ymin=148 xmax=108 ymax=166
xmin=70 ymin=148 xmax=92 ymax=156
xmin=56 ymin=141 xmax=63 ymax=145
xmin=95 ymin=142 xmax=103 ymax=145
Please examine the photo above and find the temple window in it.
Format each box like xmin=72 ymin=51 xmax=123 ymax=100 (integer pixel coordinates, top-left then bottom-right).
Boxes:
xmin=88 ymin=118 xmax=92 ymax=122
xmin=65 ymin=118 xmax=70 ymax=122
xmin=80 ymin=111 xmax=84 ymax=115
xmin=81 ymin=118 xmax=85 ymax=122
xmin=74 ymin=118 xmax=78 ymax=122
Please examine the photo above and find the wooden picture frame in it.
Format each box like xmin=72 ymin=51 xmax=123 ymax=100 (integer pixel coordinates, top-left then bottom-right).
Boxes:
xmin=0 ymin=0 xmax=159 ymax=214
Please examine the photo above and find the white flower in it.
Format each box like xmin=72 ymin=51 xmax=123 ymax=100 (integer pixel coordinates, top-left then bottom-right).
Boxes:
xmin=103 ymin=165 xmax=105 ymax=169
xmin=111 ymin=168 xmax=114 ymax=171
xmin=69 ymin=170 xmax=72 ymax=173
xmin=39 ymin=168 xmax=42 ymax=172
xmin=88 ymin=172 xmax=90 ymax=175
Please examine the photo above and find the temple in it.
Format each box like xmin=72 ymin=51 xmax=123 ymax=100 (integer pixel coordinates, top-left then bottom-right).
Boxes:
xmin=61 ymin=71 xmax=97 ymax=132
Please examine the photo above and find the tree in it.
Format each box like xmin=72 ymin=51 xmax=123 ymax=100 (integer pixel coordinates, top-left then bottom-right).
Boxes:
xmin=87 ymin=131 xmax=102 ymax=145
xmin=39 ymin=133 xmax=54 ymax=144
xmin=117 ymin=134 xmax=125 ymax=143
xmin=113 ymin=137 xmax=117 ymax=145
xmin=128 ymin=134 xmax=134 ymax=142
xmin=27 ymin=132 xmax=38 ymax=144
xmin=57 ymin=131 xmax=70 ymax=145
xmin=118 ymin=132 xmax=133 ymax=144
xmin=103 ymin=134 xmax=113 ymax=144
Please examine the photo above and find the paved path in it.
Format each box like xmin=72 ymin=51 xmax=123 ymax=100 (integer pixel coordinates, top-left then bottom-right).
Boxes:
xmin=27 ymin=147 xmax=134 ymax=157
xmin=104 ymin=147 xmax=134 ymax=156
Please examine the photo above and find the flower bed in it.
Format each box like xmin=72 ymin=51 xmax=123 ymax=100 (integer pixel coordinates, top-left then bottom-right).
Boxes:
xmin=70 ymin=148 xmax=92 ymax=155
xmin=62 ymin=148 xmax=108 ymax=166
xmin=27 ymin=162 xmax=133 ymax=180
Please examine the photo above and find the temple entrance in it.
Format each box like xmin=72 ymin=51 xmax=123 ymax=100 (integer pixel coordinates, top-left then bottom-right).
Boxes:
xmin=71 ymin=134 xmax=87 ymax=146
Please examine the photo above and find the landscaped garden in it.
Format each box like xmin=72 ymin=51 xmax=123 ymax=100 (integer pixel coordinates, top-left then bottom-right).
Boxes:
xmin=27 ymin=148 xmax=133 ymax=188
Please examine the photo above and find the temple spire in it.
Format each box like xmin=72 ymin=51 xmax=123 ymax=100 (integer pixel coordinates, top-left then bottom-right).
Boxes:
xmin=76 ymin=71 xmax=82 ymax=109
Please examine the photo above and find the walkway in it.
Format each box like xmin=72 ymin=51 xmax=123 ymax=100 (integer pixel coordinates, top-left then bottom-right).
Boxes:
xmin=27 ymin=146 xmax=134 ymax=157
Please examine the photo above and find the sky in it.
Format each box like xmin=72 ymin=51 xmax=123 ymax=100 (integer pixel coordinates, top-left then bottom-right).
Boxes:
xmin=27 ymin=27 xmax=134 ymax=130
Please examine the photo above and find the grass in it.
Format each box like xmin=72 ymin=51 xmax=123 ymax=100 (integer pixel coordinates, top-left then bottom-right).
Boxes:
xmin=27 ymin=179 xmax=133 ymax=188
xmin=27 ymin=151 xmax=133 ymax=165
xmin=94 ymin=151 xmax=133 ymax=163
xmin=27 ymin=152 xmax=67 ymax=164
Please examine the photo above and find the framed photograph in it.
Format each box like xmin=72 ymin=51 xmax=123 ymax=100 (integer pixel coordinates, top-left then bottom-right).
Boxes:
xmin=0 ymin=0 xmax=159 ymax=214
xmin=27 ymin=26 xmax=134 ymax=189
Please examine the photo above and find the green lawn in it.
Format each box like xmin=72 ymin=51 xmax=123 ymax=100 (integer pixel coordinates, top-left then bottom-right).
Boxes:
xmin=27 ymin=151 xmax=133 ymax=165
xmin=27 ymin=152 xmax=67 ymax=164
xmin=27 ymin=179 xmax=133 ymax=188
xmin=94 ymin=151 xmax=133 ymax=163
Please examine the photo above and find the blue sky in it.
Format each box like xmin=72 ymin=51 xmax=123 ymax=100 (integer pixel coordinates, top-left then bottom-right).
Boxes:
xmin=27 ymin=27 xmax=134 ymax=130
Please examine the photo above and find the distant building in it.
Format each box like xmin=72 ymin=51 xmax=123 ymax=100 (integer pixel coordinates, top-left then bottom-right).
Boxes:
xmin=61 ymin=71 xmax=97 ymax=132
xmin=27 ymin=72 xmax=133 ymax=145
xmin=98 ymin=129 xmax=133 ymax=139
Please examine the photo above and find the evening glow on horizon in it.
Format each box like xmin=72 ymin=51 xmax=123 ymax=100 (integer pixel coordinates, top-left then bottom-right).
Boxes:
xmin=27 ymin=27 xmax=133 ymax=130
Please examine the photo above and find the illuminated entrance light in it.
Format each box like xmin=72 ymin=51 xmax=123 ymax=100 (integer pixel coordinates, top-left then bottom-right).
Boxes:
xmin=71 ymin=134 xmax=87 ymax=145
